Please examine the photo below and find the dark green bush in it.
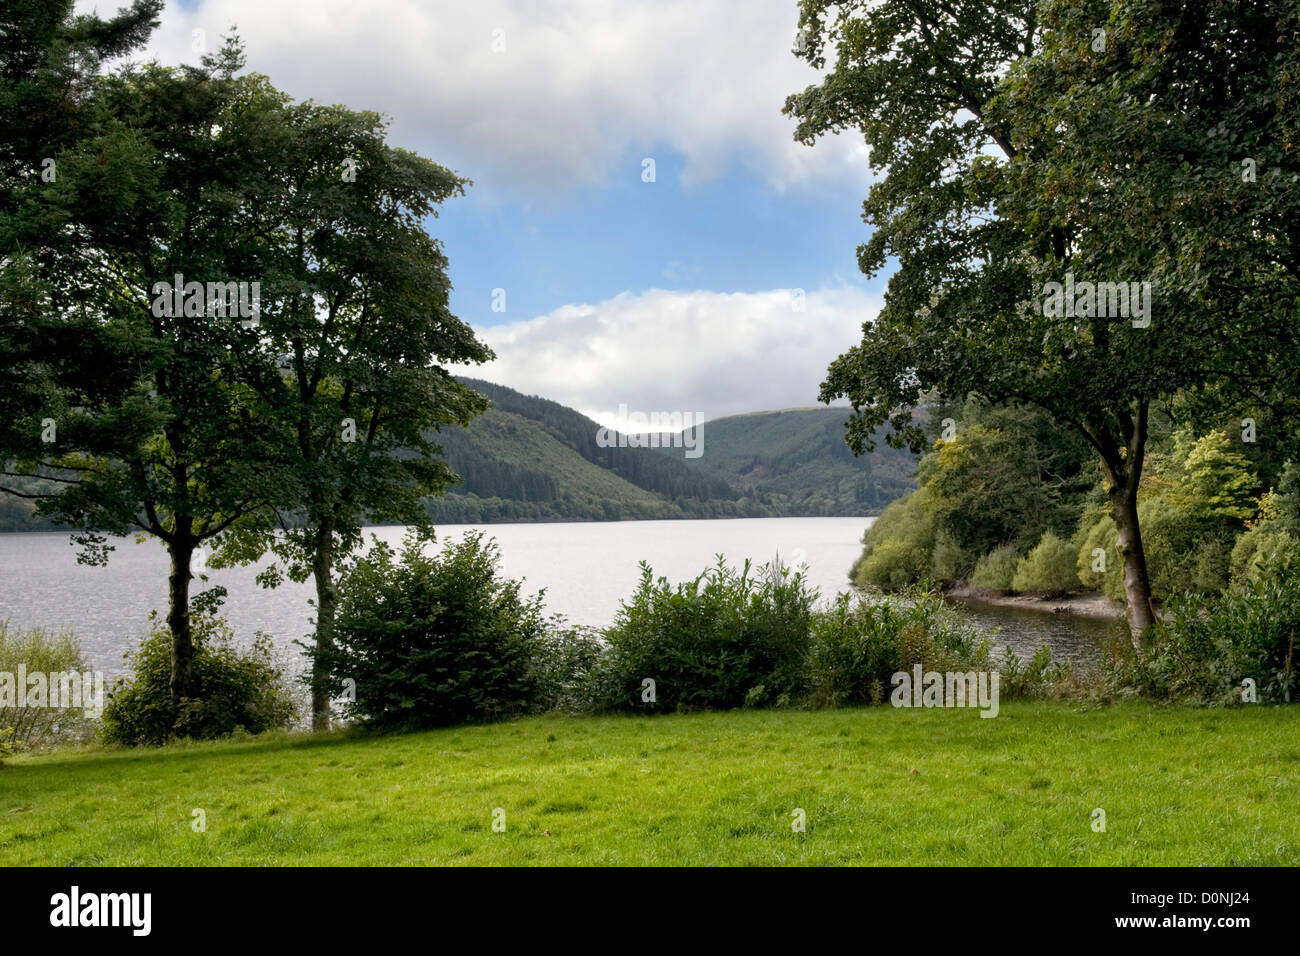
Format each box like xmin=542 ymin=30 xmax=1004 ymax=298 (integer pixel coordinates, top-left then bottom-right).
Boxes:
xmin=316 ymin=531 xmax=545 ymax=730
xmin=531 ymin=622 xmax=609 ymax=715
xmin=101 ymin=614 xmax=296 ymax=746
xmin=597 ymin=557 xmax=816 ymax=712
xmin=1105 ymin=558 xmax=1300 ymax=703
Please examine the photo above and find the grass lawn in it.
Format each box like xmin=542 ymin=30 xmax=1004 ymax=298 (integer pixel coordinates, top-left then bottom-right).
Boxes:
xmin=2 ymin=700 xmax=1297 ymax=865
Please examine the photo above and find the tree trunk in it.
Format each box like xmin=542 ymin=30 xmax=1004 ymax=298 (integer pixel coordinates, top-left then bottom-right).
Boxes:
xmin=1109 ymin=482 xmax=1157 ymax=643
xmin=310 ymin=518 xmax=337 ymax=732
xmin=167 ymin=533 xmax=196 ymax=708
xmin=1084 ymin=400 xmax=1156 ymax=648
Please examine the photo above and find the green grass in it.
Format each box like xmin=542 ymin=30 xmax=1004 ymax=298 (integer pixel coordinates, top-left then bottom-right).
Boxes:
xmin=2 ymin=701 xmax=1297 ymax=865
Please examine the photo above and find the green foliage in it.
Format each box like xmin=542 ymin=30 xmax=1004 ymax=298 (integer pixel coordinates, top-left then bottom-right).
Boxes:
xmin=793 ymin=0 xmax=1300 ymax=637
xmin=1230 ymin=518 xmax=1298 ymax=587
xmin=969 ymin=544 xmax=1022 ymax=592
xmin=1011 ymin=532 xmax=1078 ymax=595
xmin=597 ymin=557 xmax=816 ymax=712
xmin=848 ymin=397 xmax=1095 ymax=593
xmin=805 ymin=591 xmax=991 ymax=708
xmin=101 ymin=614 xmax=296 ymax=747
xmin=920 ymin=421 xmax=1051 ymax=556
xmin=0 ymin=622 xmax=96 ymax=752
xmin=1230 ymin=474 xmax=1300 ymax=586
xmin=530 ymin=623 xmax=609 ymax=716
xmin=1106 ymin=560 xmax=1300 ymax=704
xmin=1177 ymin=431 xmax=1258 ymax=522
xmin=851 ymin=488 xmax=936 ymax=590
xmin=929 ymin=530 xmax=971 ymax=583
xmin=317 ymin=531 xmax=545 ymax=730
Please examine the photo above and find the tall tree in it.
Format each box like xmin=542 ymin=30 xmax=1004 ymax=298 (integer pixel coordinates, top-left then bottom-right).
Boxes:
xmin=5 ymin=38 xmax=293 ymax=715
xmin=212 ymin=99 xmax=492 ymax=731
xmin=786 ymin=0 xmax=1299 ymax=640
xmin=1 ymin=0 xmax=163 ymax=472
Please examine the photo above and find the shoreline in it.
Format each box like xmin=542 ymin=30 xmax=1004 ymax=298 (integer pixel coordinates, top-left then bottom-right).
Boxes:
xmin=944 ymin=585 xmax=1125 ymax=621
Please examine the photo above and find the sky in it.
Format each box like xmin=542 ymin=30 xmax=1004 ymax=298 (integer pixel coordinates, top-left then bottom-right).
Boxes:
xmin=89 ymin=0 xmax=888 ymax=426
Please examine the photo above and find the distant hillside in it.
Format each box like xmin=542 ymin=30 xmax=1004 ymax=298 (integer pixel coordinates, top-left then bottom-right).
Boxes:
xmin=655 ymin=406 xmax=918 ymax=515
xmin=0 ymin=381 xmax=921 ymax=529
xmin=425 ymin=379 xmax=918 ymax=523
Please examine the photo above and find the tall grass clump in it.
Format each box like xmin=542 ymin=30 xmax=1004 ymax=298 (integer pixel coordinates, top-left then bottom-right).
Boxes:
xmin=0 ymin=621 xmax=96 ymax=753
xmin=805 ymin=590 xmax=995 ymax=707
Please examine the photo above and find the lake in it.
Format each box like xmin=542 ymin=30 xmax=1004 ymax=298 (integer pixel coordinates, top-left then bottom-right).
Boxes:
xmin=0 ymin=517 xmax=1115 ymax=679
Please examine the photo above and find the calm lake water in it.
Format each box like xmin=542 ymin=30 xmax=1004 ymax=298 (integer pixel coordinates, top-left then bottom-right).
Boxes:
xmin=0 ymin=517 xmax=1115 ymax=679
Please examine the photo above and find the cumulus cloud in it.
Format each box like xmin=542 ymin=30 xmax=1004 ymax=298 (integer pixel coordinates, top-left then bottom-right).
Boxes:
xmin=92 ymin=0 xmax=869 ymax=195
xmin=456 ymin=286 xmax=880 ymax=426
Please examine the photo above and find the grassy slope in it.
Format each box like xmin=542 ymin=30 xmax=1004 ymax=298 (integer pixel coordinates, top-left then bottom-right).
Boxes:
xmin=3 ymin=701 xmax=1297 ymax=865
xmin=446 ymin=406 xmax=674 ymax=509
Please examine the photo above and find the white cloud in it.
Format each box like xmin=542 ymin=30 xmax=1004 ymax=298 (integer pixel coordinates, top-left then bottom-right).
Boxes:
xmin=91 ymin=0 xmax=869 ymax=195
xmin=457 ymin=286 xmax=880 ymax=425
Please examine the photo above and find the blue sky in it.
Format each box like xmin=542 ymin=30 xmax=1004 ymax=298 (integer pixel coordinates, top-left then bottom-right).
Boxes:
xmin=436 ymin=144 xmax=872 ymax=327
xmin=107 ymin=0 xmax=888 ymax=424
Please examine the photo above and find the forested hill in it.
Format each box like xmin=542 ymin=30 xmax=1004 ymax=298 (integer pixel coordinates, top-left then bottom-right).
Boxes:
xmin=0 ymin=380 xmax=920 ymax=529
xmin=424 ymin=379 xmax=918 ymax=523
xmin=660 ymin=406 xmax=919 ymax=514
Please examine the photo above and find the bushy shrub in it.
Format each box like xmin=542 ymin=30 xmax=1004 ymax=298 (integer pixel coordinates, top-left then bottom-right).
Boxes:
xmin=101 ymin=614 xmax=296 ymax=746
xmin=316 ymin=531 xmax=545 ymax=731
xmin=1230 ymin=491 xmax=1299 ymax=586
xmin=1011 ymin=532 xmax=1079 ymax=594
xmin=1105 ymin=558 xmax=1300 ymax=703
xmin=597 ymin=557 xmax=816 ymax=712
xmin=930 ymin=531 xmax=973 ymax=584
xmin=806 ymin=591 xmax=992 ymax=708
xmin=852 ymin=489 xmax=936 ymax=591
xmin=0 ymin=622 xmax=97 ymax=752
xmin=531 ymin=622 xmax=609 ymax=715
xmin=969 ymin=544 xmax=1021 ymax=592
xmin=1074 ymin=508 xmax=1117 ymax=593
xmin=1230 ymin=524 xmax=1298 ymax=585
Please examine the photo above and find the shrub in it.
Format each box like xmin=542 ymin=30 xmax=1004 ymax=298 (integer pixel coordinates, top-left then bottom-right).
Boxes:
xmin=969 ymin=544 xmax=1021 ymax=592
xmin=852 ymin=489 xmax=937 ymax=591
xmin=1011 ymin=532 xmax=1079 ymax=595
xmin=0 ymin=622 xmax=97 ymax=752
xmin=930 ymin=531 xmax=973 ymax=584
xmin=531 ymin=622 xmax=609 ymax=715
xmin=101 ymin=613 xmax=296 ymax=747
xmin=806 ymin=590 xmax=992 ymax=708
xmin=316 ymin=531 xmax=545 ymax=731
xmin=1105 ymin=558 xmax=1300 ymax=703
xmin=1074 ymin=509 xmax=1118 ymax=594
xmin=997 ymin=644 xmax=1072 ymax=699
xmin=597 ymin=557 xmax=816 ymax=712
xmin=1230 ymin=524 xmax=1298 ymax=586
xmin=1230 ymin=491 xmax=1299 ymax=586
